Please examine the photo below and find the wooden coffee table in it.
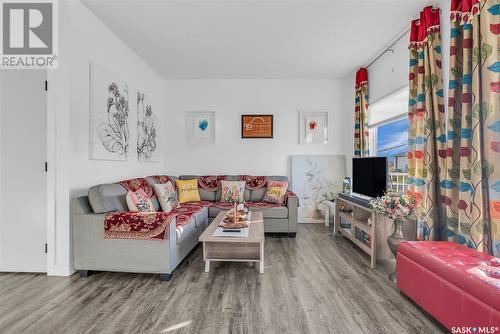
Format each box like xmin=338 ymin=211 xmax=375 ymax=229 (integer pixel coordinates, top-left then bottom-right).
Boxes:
xmin=199 ymin=211 xmax=265 ymax=273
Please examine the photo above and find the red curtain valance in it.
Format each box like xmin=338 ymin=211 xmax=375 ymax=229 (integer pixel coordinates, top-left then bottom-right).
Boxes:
xmin=450 ymin=0 xmax=481 ymax=22
xmin=355 ymin=68 xmax=368 ymax=90
xmin=410 ymin=6 xmax=440 ymax=46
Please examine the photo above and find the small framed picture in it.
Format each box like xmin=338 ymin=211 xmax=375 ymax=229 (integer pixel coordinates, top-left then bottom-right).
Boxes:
xmin=299 ymin=111 xmax=328 ymax=144
xmin=241 ymin=114 xmax=273 ymax=139
xmin=188 ymin=111 xmax=215 ymax=144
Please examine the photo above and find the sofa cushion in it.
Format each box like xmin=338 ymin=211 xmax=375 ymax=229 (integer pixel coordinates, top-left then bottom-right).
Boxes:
xmin=88 ymin=183 xmax=128 ymax=213
xmin=220 ymin=180 xmax=245 ymax=203
xmin=191 ymin=206 xmax=208 ymax=228
xmin=248 ymin=176 xmax=289 ymax=202
xmin=145 ymin=175 xmax=178 ymax=187
xmin=153 ymin=182 xmax=180 ymax=213
xmin=263 ymin=180 xmax=288 ymax=205
xmin=248 ymin=188 xmax=267 ymax=202
xmin=247 ymin=205 xmax=288 ymax=219
xmin=179 ymin=175 xmax=220 ymax=201
xmin=89 ymin=182 xmax=161 ymax=214
xmin=208 ymin=202 xmax=288 ymax=219
xmin=398 ymin=241 xmax=500 ymax=311
xmin=125 ymin=189 xmax=154 ymax=212
xmin=176 ymin=219 xmax=196 ymax=244
xmin=208 ymin=206 xmax=224 ymax=218
xmin=176 ymin=179 xmax=201 ymax=203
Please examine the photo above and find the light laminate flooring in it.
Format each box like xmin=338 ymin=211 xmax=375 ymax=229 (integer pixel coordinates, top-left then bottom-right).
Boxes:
xmin=0 ymin=224 xmax=445 ymax=334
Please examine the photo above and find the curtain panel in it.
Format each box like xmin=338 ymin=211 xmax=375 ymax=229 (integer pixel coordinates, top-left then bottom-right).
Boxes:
xmin=443 ymin=0 xmax=499 ymax=256
xmin=407 ymin=6 xmax=447 ymax=241
xmin=354 ymin=68 xmax=370 ymax=157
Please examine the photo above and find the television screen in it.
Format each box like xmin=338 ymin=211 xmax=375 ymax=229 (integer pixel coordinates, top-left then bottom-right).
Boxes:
xmin=352 ymin=157 xmax=387 ymax=198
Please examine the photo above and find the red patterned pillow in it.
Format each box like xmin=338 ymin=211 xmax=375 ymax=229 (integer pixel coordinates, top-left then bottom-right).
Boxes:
xmin=263 ymin=181 xmax=288 ymax=205
xmin=126 ymin=189 xmax=154 ymax=212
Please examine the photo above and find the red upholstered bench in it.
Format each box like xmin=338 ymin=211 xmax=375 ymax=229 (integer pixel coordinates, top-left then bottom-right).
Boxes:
xmin=397 ymin=241 xmax=500 ymax=331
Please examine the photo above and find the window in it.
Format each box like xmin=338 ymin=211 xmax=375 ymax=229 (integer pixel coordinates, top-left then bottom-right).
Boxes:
xmin=376 ymin=117 xmax=408 ymax=193
xmin=369 ymin=88 xmax=409 ymax=193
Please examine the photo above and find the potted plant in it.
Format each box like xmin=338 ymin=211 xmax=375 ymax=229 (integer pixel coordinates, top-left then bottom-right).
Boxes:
xmin=370 ymin=190 xmax=422 ymax=282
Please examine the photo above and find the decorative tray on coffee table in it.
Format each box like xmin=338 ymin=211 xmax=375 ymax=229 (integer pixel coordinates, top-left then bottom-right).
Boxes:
xmin=219 ymin=205 xmax=250 ymax=229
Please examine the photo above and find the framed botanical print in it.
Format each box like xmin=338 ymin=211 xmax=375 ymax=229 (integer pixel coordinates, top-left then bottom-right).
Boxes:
xmin=89 ymin=61 xmax=130 ymax=160
xmin=241 ymin=114 xmax=273 ymax=139
xmin=299 ymin=111 xmax=328 ymax=144
xmin=188 ymin=111 xmax=215 ymax=144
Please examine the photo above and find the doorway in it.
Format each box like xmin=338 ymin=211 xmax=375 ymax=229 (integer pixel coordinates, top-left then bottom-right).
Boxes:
xmin=0 ymin=70 xmax=48 ymax=272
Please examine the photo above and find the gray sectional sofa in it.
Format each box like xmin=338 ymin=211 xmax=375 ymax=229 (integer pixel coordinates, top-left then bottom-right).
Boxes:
xmin=72 ymin=175 xmax=298 ymax=281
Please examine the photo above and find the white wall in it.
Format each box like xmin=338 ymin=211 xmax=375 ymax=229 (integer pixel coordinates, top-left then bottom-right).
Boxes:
xmin=67 ymin=1 xmax=167 ymax=196
xmin=49 ymin=0 xmax=167 ymax=275
xmin=163 ymin=79 xmax=345 ymax=177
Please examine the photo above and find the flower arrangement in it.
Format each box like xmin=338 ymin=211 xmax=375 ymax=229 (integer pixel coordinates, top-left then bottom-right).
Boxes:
xmin=369 ymin=190 xmax=422 ymax=221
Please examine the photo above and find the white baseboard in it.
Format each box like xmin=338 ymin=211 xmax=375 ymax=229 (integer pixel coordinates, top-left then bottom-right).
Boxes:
xmin=47 ymin=262 xmax=76 ymax=276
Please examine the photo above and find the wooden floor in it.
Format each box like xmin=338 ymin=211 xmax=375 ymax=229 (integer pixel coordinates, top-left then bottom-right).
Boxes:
xmin=0 ymin=225 xmax=445 ymax=334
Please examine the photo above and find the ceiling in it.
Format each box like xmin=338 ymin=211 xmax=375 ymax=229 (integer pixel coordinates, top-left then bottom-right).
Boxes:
xmin=82 ymin=0 xmax=426 ymax=79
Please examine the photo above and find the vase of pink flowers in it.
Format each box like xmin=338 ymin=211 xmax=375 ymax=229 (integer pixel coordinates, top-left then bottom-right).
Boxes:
xmin=370 ymin=190 xmax=422 ymax=282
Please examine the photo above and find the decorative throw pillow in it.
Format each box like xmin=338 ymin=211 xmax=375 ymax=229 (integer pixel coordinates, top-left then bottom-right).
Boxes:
xmin=153 ymin=181 xmax=180 ymax=213
xmin=126 ymin=189 xmax=154 ymax=212
xmin=263 ymin=181 xmax=288 ymax=205
xmin=220 ymin=180 xmax=245 ymax=203
xmin=175 ymin=179 xmax=201 ymax=203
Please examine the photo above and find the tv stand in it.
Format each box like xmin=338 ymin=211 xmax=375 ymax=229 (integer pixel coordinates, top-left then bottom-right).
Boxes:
xmin=335 ymin=193 xmax=377 ymax=268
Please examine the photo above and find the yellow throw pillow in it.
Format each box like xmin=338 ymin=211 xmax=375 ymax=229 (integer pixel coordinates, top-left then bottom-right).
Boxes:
xmin=175 ymin=179 xmax=201 ymax=203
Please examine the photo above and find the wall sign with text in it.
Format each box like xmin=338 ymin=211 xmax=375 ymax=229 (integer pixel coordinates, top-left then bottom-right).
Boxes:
xmin=241 ymin=114 xmax=273 ymax=139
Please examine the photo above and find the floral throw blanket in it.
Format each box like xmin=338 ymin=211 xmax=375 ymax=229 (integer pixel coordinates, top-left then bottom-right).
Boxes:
xmin=150 ymin=175 xmax=175 ymax=186
xmin=104 ymin=201 xmax=211 ymax=241
xmin=104 ymin=211 xmax=176 ymax=241
xmin=198 ymin=175 xmax=226 ymax=191
xmin=237 ymin=175 xmax=268 ymax=190
xmin=103 ymin=190 xmax=298 ymax=241
xmin=118 ymin=177 xmax=154 ymax=198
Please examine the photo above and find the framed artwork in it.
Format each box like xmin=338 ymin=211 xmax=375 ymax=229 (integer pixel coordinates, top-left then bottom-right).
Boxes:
xmin=291 ymin=155 xmax=346 ymax=223
xmin=90 ymin=61 xmax=129 ymax=160
xmin=136 ymin=90 xmax=158 ymax=162
xmin=188 ymin=111 xmax=215 ymax=144
xmin=299 ymin=111 xmax=328 ymax=144
xmin=241 ymin=114 xmax=273 ymax=139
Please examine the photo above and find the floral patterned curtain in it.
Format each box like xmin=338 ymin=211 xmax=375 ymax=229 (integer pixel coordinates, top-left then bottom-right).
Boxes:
xmin=354 ymin=68 xmax=370 ymax=157
xmin=442 ymin=0 xmax=499 ymax=256
xmin=407 ymin=6 xmax=447 ymax=241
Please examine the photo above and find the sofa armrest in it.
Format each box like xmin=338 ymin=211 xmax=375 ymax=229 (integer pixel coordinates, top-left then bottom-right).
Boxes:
xmin=72 ymin=203 xmax=175 ymax=274
xmin=286 ymin=195 xmax=298 ymax=233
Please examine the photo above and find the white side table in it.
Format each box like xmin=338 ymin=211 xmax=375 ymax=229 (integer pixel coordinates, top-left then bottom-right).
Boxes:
xmin=318 ymin=200 xmax=335 ymax=228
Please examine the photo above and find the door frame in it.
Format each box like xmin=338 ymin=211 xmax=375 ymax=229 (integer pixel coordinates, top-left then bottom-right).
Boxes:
xmin=46 ymin=68 xmax=74 ymax=276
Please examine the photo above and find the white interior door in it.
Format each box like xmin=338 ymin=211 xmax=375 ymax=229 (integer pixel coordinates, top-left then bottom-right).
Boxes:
xmin=0 ymin=70 xmax=47 ymax=272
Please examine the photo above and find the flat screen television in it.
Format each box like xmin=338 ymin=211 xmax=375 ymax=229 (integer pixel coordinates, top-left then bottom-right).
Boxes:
xmin=352 ymin=157 xmax=387 ymax=198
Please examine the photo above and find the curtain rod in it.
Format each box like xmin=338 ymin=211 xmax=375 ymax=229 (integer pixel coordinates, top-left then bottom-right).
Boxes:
xmin=365 ymin=27 xmax=410 ymax=69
